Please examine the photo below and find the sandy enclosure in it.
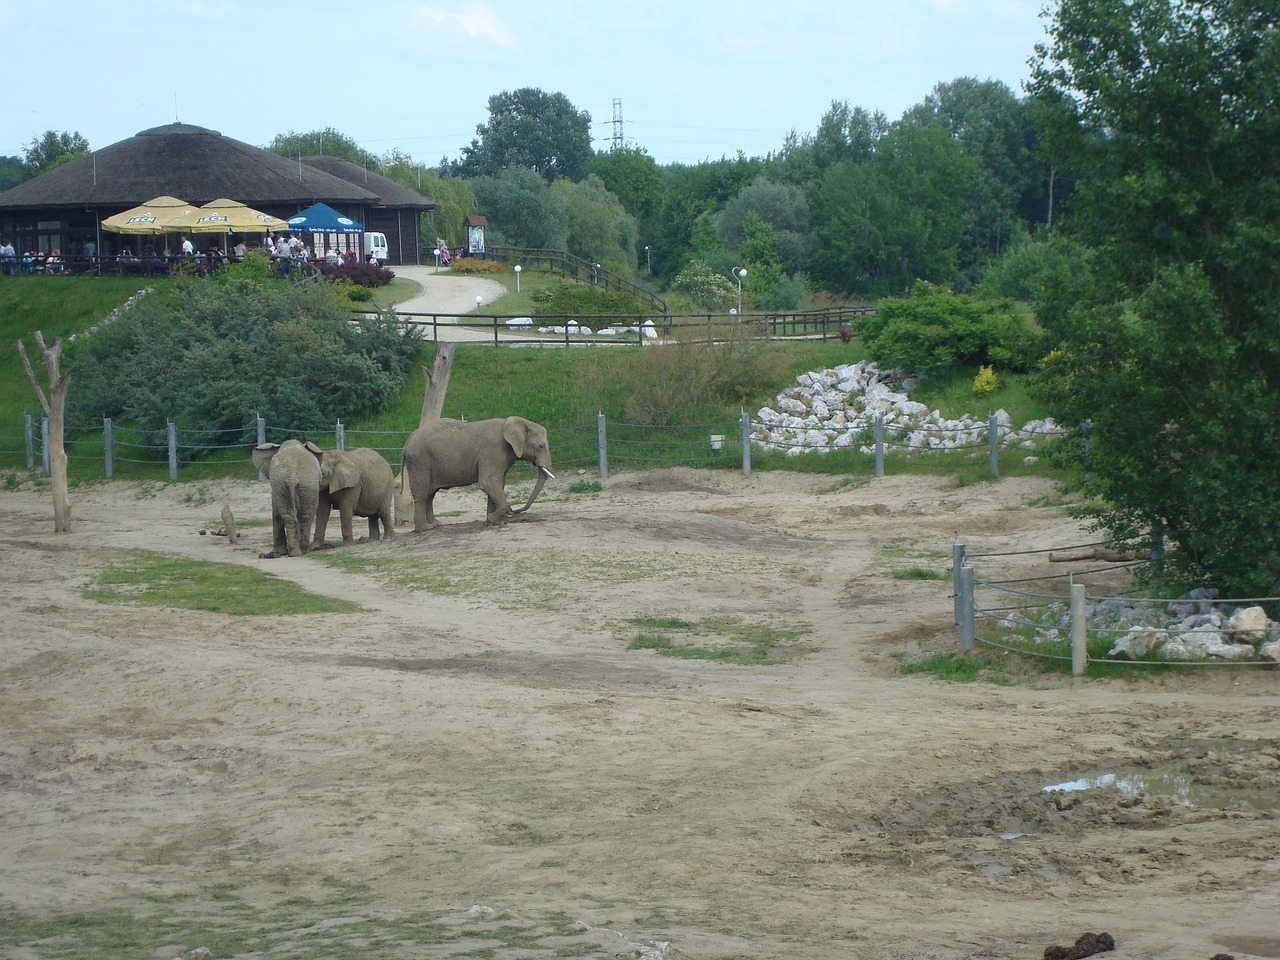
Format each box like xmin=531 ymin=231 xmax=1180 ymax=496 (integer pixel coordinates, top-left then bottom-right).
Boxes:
xmin=0 ymin=468 xmax=1276 ymax=960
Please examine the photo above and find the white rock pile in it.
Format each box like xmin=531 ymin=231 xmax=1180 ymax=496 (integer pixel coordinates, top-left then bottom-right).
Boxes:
xmin=752 ymin=361 xmax=1060 ymax=456
xmin=1004 ymin=589 xmax=1280 ymax=662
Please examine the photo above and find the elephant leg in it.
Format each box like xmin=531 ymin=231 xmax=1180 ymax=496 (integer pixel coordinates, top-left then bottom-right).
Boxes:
xmin=339 ymin=503 xmax=356 ymax=546
xmin=284 ymin=513 xmax=303 ymax=557
xmin=378 ymin=498 xmax=395 ymax=539
xmin=313 ymin=501 xmax=333 ymax=548
xmin=272 ymin=512 xmax=288 ymax=555
xmin=482 ymin=472 xmax=511 ymax=525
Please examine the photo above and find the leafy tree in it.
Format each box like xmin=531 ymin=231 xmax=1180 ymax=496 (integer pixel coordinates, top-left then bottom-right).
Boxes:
xmin=904 ymin=78 xmax=1045 ymax=288
xmin=379 ymin=152 xmax=477 ymax=251
xmin=0 ymin=155 xmax=28 ymax=191
xmin=810 ymin=122 xmax=976 ymax=296
xmin=648 ymin=155 xmax=763 ymax=283
xmin=737 ymin=213 xmax=802 ymax=311
xmin=469 ymin=166 xmax=568 ymax=250
xmin=266 ymin=127 xmax=378 ymax=168
xmin=551 ymin=175 xmax=638 ymax=272
xmin=585 ymin=145 xmax=662 ymax=222
xmin=976 ymin=232 xmax=1090 ymax=304
xmin=23 ymin=130 xmax=89 ymax=175
xmin=770 ymin=101 xmax=887 ymax=186
xmin=716 ymin=176 xmax=815 ymax=275
xmin=1028 ymin=0 xmax=1280 ymax=595
xmin=454 ymin=88 xmax=592 ymax=182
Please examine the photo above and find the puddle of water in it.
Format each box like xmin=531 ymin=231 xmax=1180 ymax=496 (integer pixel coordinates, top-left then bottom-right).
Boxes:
xmin=1042 ymin=769 xmax=1276 ymax=811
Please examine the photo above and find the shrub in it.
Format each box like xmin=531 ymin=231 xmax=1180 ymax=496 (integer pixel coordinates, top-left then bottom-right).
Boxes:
xmin=449 ymin=258 xmax=504 ymax=275
xmin=312 ymin=260 xmax=395 ymax=288
xmin=973 ymin=365 xmax=997 ymax=395
xmin=863 ymin=281 xmax=1042 ymax=377
xmin=672 ymin=259 xmax=737 ymax=311
xmin=67 ymin=277 xmax=421 ymax=440
xmin=529 ymin=282 xmax=652 ymax=316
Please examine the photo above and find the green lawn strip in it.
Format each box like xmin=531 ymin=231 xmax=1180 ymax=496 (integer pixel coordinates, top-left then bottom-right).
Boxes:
xmin=624 ymin=615 xmax=808 ymax=665
xmin=85 ymin=551 xmax=361 ymax=615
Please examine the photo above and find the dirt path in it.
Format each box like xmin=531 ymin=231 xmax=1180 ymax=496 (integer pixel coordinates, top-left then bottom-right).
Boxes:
xmin=1 ymin=469 xmax=1276 ymax=959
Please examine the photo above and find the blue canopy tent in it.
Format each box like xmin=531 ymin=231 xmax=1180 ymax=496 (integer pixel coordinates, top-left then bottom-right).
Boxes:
xmin=286 ymin=202 xmax=363 ymax=260
xmin=286 ymin=202 xmax=363 ymax=234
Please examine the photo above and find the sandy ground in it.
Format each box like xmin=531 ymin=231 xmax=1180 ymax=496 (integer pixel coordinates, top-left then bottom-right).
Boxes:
xmin=0 ymin=467 xmax=1277 ymax=960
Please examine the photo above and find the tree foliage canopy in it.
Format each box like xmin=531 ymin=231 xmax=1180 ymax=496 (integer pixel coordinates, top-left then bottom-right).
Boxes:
xmin=454 ymin=88 xmax=592 ymax=182
xmin=1028 ymin=0 xmax=1280 ymax=595
xmin=23 ymin=130 xmax=89 ymax=175
xmin=265 ymin=128 xmax=379 ymax=168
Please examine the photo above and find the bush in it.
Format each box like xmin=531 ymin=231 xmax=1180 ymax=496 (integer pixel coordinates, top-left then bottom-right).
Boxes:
xmin=530 ymin=282 xmax=653 ymax=316
xmin=67 ymin=277 xmax=421 ymax=440
xmin=449 ymin=258 xmax=504 ymax=275
xmin=862 ymin=281 xmax=1042 ymax=377
xmin=312 ymin=260 xmax=395 ymax=288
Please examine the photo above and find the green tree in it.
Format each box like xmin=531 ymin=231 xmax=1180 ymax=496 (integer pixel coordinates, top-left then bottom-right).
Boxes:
xmin=454 ymin=88 xmax=592 ymax=182
xmin=716 ymin=176 xmax=815 ymax=275
xmin=0 ymin=155 xmax=28 ymax=191
xmin=551 ymin=175 xmax=638 ymax=272
xmin=810 ymin=122 xmax=976 ymax=296
xmin=23 ymin=130 xmax=90 ymax=175
xmin=266 ymin=127 xmax=378 ymax=168
xmin=379 ymin=151 xmax=476 ymax=251
xmin=585 ymin=145 xmax=662 ymax=222
xmin=1029 ymin=0 xmax=1280 ymax=595
xmin=469 ymin=166 xmax=568 ymax=251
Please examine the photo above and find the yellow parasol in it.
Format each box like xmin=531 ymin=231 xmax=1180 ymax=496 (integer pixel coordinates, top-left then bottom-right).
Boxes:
xmin=100 ymin=195 xmax=197 ymax=235
xmin=162 ymin=198 xmax=291 ymax=234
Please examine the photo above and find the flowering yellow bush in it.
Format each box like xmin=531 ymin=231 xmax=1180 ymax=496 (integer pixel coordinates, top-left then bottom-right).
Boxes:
xmin=973 ymin=365 xmax=997 ymax=396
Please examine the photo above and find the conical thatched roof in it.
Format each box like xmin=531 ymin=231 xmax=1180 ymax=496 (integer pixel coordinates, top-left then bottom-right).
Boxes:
xmin=301 ymin=155 xmax=439 ymax=210
xmin=0 ymin=123 xmax=381 ymax=210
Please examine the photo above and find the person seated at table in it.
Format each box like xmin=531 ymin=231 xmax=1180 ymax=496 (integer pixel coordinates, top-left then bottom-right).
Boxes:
xmin=22 ymin=251 xmax=38 ymax=273
xmin=45 ymin=249 xmax=64 ymax=273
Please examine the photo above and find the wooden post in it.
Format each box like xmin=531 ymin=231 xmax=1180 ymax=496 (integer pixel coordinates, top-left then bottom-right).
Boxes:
xmin=740 ymin=409 xmax=751 ymax=476
xmin=104 ymin=418 xmax=113 ymax=478
xmin=597 ymin=412 xmax=608 ymax=479
xmin=418 ymin=342 xmax=455 ymax=426
xmin=875 ymin=416 xmax=885 ymax=478
xmin=1070 ymin=581 xmax=1088 ymax=677
xmin=988 ymin=413 xmax=1000 ymax=477
xmin=167 ymin=421 xmax=178 ymax=481
xmin=17 ymin=331 xmax=72 ymax=532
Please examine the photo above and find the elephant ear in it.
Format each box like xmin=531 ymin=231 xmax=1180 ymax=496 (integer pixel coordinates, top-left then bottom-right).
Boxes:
xmin=503 ymin=417 xmax=528 ymax=458
xmin=327 ymin=456 xmax=362 ymax=493
xmin=251 ymin=442 xmax=280 ymax=476
xmin=303 ymin=441 xmax=324 ymax=462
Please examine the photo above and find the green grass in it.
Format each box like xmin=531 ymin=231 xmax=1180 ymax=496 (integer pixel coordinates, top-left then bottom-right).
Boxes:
xmin=623 ymin=615 xmax=809 ymax=665
xmin=84 ymin=551 xmax=363 ymax=615
xmin=890 ymin=566 xmax=948 ymax=581
xmin=897 ymin=651 xmax=1012 ymax=684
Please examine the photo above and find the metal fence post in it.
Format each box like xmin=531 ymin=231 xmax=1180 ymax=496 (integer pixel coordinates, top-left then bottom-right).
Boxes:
xmin=167 ymin=421 xmax=178 ymax=481
xmin=740 ymin=409 xmax=751 ymax=476
xmin=256 ymin=416 xmax=267 ymax=479
xmin=335 ymin=419 xmax=345 ymax=452
xmin=596 ymin=412 xmax=608 ymax=479
xmin=988 ymin=413 xmax=1000 ymax=477
xmin=24 ymin=414 xmax=34 ymax=469
xmin=41 ymin=417 xmax=49 ymax=476
xmin=104 ymin=418 xmax=113 ymax=478
xmin=952 ymin=542 xmax=967 ymax=626
xmin=959 ymin=564 xmax=975 ymax=652
xmin=1070 ymin=580 xmax=1088 ymax=677
xmin=875 ymin=416 xmax=885 ymax=478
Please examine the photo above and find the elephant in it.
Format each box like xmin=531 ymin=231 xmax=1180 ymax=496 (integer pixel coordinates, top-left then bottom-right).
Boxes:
xmin=251 ymin=439 xmax=323 ymax=557
xmin=314 ymin=447 xmax=396 ymax=548
xmin=401 ymin=416 xmax=555 ymax=530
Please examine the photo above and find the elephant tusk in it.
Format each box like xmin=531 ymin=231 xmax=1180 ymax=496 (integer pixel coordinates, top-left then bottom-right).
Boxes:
xmin=539 ymin=467 xmax=556 ymax=480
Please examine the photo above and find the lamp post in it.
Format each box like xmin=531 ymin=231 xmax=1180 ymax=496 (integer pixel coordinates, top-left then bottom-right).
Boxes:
xmin=731 ymin=267 xmax=747 ymax=316
xmin=475 ymin=295 xmax=483 ymax=311
xmin=433 ymin=247 xmax=441 ymax=274
xmin=644 ymin=245 xmax=651 ymax=273
xmin=514 ymin=264 xmax=522 ymax=293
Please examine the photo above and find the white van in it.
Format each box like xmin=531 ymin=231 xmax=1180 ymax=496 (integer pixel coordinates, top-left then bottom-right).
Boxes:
xmin=363 ymin=232 xmax=389 ymax=263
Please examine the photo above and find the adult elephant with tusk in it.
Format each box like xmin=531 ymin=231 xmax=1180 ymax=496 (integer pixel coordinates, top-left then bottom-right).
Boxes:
xmin=401 ymin=416 xmax=555 ymax=530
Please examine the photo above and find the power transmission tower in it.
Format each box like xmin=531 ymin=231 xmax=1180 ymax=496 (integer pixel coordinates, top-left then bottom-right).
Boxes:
xmin=611 ymin=99 xmax=625 ymax=151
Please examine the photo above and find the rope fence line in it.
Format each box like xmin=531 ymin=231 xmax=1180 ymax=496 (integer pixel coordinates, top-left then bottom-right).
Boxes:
xmin=952 ymin=540 xmax=1279 ymax=675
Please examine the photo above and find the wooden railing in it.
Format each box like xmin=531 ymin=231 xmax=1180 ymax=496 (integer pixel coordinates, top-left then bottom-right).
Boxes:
xmin=485 ymin=245 xmax=669 ymax=316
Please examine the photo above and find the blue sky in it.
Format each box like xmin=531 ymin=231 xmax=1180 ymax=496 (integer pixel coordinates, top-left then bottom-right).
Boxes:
xmin=0 ymin=0 xmax=1051 ymax=166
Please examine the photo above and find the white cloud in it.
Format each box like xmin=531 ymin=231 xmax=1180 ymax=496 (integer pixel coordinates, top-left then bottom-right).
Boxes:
xmin=405 ymin=2 xmax=518 ymax=49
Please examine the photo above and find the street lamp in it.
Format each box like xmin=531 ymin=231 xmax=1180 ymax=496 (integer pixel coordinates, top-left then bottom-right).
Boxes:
xmin=644 ymin=245 xmax=651 ymax=273
xmin=433 ymin=247 xmax=441 ymax=274
xmin=731 ymin=267 xmax=747 ymax=316
xmin=475 ymin=295 xmax=483 ymax=311
xmin=514 ymin=264 xmax=522 ymax=293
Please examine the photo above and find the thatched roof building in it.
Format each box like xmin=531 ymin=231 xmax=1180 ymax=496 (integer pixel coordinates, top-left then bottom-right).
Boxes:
xmin=0 ymin=123 xmax=438 ymax=264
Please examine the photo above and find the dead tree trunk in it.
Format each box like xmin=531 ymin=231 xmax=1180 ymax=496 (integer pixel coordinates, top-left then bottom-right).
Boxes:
xmin=418 ymin=342 xmax=455 ymax=427
xmin=18 ymin=331 xmax=72 ymax=533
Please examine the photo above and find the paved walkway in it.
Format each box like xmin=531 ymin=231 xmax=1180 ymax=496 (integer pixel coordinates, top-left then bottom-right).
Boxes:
xmin=389 ymin=264 xmax=517 ymax=342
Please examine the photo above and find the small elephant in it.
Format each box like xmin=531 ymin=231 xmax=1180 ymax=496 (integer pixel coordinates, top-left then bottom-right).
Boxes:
xmin=251 ymin=439 xmax=323 ymax=557
xmin=314 ymin=447 xmax=396 ymax=548
xmin=401 ymin=416 xmax=555 ymax=530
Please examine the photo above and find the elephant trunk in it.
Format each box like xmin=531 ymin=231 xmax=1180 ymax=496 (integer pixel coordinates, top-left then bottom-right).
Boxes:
xmin=510 ymin=465 xmax=554 ymax=515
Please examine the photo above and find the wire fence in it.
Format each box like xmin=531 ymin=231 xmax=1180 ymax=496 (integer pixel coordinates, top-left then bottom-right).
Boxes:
xmin=952 ymin=541 xmax=1279 ymax=674
xmin=1 ymin=408 xmax=1057 ymax=484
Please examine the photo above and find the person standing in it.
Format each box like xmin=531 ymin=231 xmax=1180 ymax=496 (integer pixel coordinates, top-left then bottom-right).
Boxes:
xmin=0 ymin=240 xmax=16 ymax=276
xmin=180 ymin=234 xmax=194 ymax=257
